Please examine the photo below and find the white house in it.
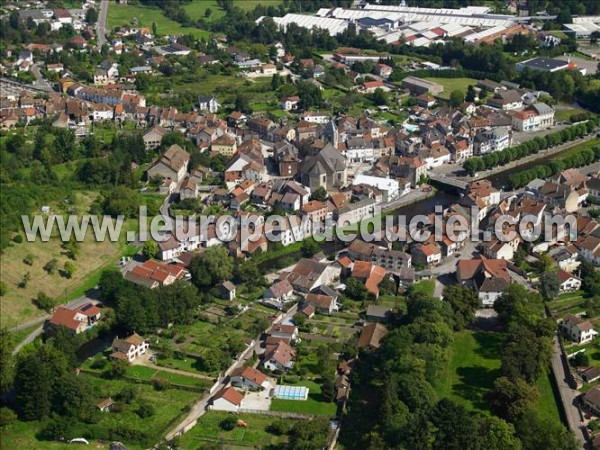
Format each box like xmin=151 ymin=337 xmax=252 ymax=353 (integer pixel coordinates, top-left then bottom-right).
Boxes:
xmin=270 ymin=324 xmax=299 ymax=342
xmin=556 ymin=269 xmax=582 ymax=292
xmin=229 ymin=366 xmax=272 ymax=390
xmin=198 ymin=95 xmax=219 ymax=113
xmin=478 ymin=277 xmax=509 ymax=308
xmin=281 ymin=96 xmax=300 ymax=111
xmin=109 ymin=333 xmax=149 ymax=362
xmin=353 ymin=174 xmax=400 ymax=202
xmin=560 ymin=314 xmax=598 ymax=344
xmin=211 ymin=387 xmax=244 ymax=412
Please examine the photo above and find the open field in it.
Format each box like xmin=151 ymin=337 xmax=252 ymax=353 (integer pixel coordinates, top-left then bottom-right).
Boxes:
xmin=0 ymin=231 xmax=120 ymax=328
xmin=434 ymin=330 xmax=503 ymax=413
xmin=270 ymin=380 xmax=337 ymax=415
xmin=126 ymin=365 xmax=213 ymax=389
xmin=423 ymin=77 xmax=477 ymax=99
xmin=177 ymin=411 xmax=294 ymax=449
xmin=183 ymin=0 xmax=283 ymax=21
xmin=108 ymin=3 xmax=210 ymax=38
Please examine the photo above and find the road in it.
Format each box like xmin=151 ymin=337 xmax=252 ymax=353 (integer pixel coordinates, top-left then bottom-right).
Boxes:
xmin=30 ymin=63 xmax=53 ymax=91
xmin=11 ymin=290 xmax=101 ymax=356
xmin=163 ymin=304 xmax=298 ymax=442
xmin=550 ymin=336 xmax=587 ymax=448
xmin=96 ymin=0 xmax=109 ymax=48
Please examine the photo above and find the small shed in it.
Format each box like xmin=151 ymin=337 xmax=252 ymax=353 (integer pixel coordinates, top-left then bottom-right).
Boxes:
xmin=218 ymin=281 xmax=236 ymax=300
xmin=96 ymin=398 xmax=114 ymax=412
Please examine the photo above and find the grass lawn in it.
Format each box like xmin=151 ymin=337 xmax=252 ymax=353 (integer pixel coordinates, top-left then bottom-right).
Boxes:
xmin=554 ymin=105 xmax=586 ymax=122
xmin=536 ymin=370 xmax=562 ymax=425
xmin=177 ymin=411 xmax=294 ymax=449
xmin=0 ymin=421 xmax=101 ymax=450
xmin=409 ymin=279 xmax=436 ymax=298
xmin=183 ymin=0 xmax=282 ymax=21
xmin=108 ymin=3 xmax=210 ymax=38
xmin=126 ymin=365 xmax=213 ymax=389
xmin=270 ymin=380 xmax=337 ymax=416
xmin=434 ymin=330 xmax=503 ymax=413
xmin=423 ymin=77 xmax=477 ymax=99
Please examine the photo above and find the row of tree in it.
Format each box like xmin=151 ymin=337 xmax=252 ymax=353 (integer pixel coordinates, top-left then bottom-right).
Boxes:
xmin=463 ymin=121 xmax=596 ymax=175
xmin=508 ymin=144 xmax=600 ymax=189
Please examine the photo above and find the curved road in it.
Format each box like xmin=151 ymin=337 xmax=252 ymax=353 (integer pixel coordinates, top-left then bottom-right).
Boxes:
xmin=96 ymin=0 xmax=109 ymax=48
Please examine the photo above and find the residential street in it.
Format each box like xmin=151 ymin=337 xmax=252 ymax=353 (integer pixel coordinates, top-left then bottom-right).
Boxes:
xmin=96 ymin=0 xmax=109 ymax=48
xmin=164 ymin=304 xmax=298 ymax=442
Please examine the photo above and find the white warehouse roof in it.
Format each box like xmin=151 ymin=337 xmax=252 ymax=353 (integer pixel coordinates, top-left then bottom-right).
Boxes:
xmin=257 ymin=14 xmax=349 ymax=36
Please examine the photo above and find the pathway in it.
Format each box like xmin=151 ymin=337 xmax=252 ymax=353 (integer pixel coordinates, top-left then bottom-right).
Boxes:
xmin=550 ymin=336 xmax=587 ymax=448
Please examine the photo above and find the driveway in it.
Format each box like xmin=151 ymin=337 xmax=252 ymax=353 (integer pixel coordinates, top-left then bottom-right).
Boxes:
xmin=241 ymin=389 xmax=272 ymax=411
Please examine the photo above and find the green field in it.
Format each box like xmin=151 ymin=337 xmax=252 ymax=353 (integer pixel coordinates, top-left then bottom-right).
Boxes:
xmin=108 ymin=3 xmax=210 ymax=38
xmin=126 ymin=364 xmax=213 ymax=389
xmin=434 ymin=330 xmax=503 ymax=413
xmin=270 ymin=380 xmax=337 ymax=416
xmin=423 ymin=77 xmax=477 ymax=99
xmin=183 ymin=0 xmax=282 ymax=21
xmin=178 ymin=411 xmax=295 ymax=449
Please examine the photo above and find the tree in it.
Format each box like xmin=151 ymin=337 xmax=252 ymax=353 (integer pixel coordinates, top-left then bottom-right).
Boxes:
xmin=478 ymin=415 xmax=522 ymax=450
xmin=50 ymin=326 xmax=79 ymax=368
xmin=190 ymin=246 xmax=234 ymax=288
xmin=0 ymin=407 xmax=17 ymax=427
xmin=204 ymin=7 xmax=212 ymax=18
xmin=105 ymin=360 xmax=127 ymax=379
xmin=538 ymin=270 xmax=560 ymax=301
xmin=321 ymin=377 xmax=335 ymax=402
xmin=310 ymin=186 xmax=328 ymax=201
xmin=18 ymin=272 xmax=31 ymax=288
xmin=220 ymin=415 xmax=237 ymax=431
xmin=63 ymin=261 xmax=76 ymax=279
xmin=43 ymin=258 xmax=59 ymax=274
xmin=0 ymin=330 xmax=14 ymax=394
xmin=33 ymin=292 xmax=56 ymax=312
xmin=102 ymin=186 xmax=140 ymax=218
xmin=85 ymin=7 xmax=98 ymax=24
xmin=485 ymin=377 xmax=538 ymax=422
xmin=516 ymin=413 xmax=579 ymax=450
xmin=142 ymin=240 xmax=158 ymax=260
xmin=301 ymin=238 xmax=320 ymax=257
xmin=572 ymin=352 xmax=589 ymax=367
xmin=430 ymin=398 xmax=481 ymax=450
xmin=288 ymin=417 xmax=329 ymax=450
xmin=442 ymin=285 xmax=480 ymax=330
xmin=136 ymin=401 xmax=155 ymax=418
xmin=450 ymin=89 xmax=465 ymax=107
xmin=345 ymin=277 xmax=368 ymax=300
xmin=501 ymin=326 xmax=553 ymax=384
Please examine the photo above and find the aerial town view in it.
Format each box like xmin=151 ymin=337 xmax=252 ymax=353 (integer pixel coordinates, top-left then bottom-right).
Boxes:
xmin=2 ymin=0 xmax=600 ymax=449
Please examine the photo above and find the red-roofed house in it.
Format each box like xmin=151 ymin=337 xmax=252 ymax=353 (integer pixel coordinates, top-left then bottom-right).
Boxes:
xmin=360 ymin=80 xmax=388 ymax=93
xmin=263 ymin=340 xmax=296 ymax=372
xmin=230 ymin=366 xmax=272 ymax=390
xmin=351 ymin=261 xmax=388 ymax=297
xmin=110 ymin=333 xmax=149 ymax=362
xmin=556 ymin=269 xmax=582 ymax=292
xmin=211 ymin=387 xmax=245 ymax=412
xmin=46 ymin=303 xmax=102 ymax=335
xmin=123 ymin=260 xmax=187 ymax=289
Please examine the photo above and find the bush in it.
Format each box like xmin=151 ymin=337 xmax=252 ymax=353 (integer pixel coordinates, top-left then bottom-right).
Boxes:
xmin=0 ymin=407 xmax=17 ymax=427
xmin=23 ymin=254 xmax=34 ymax=266
xmin=116 ymin=386 xmax=137 ymax=404
xmin=220 ymin=415 xmax=238 ymax=431
xmin=105 ymin=361 xmax=127 ymax=379
xmin=266 ymin=418 xmax=290 ymax=435
xmin=136 ymin=401 xmax=155 ymax=418
xmin=152 ymin=377 xmax=171 ymax=391
xmin=33 ymin=292 xmax=55 ymax=312
xmin=12 ymin=234 xmax=23 ymax=243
